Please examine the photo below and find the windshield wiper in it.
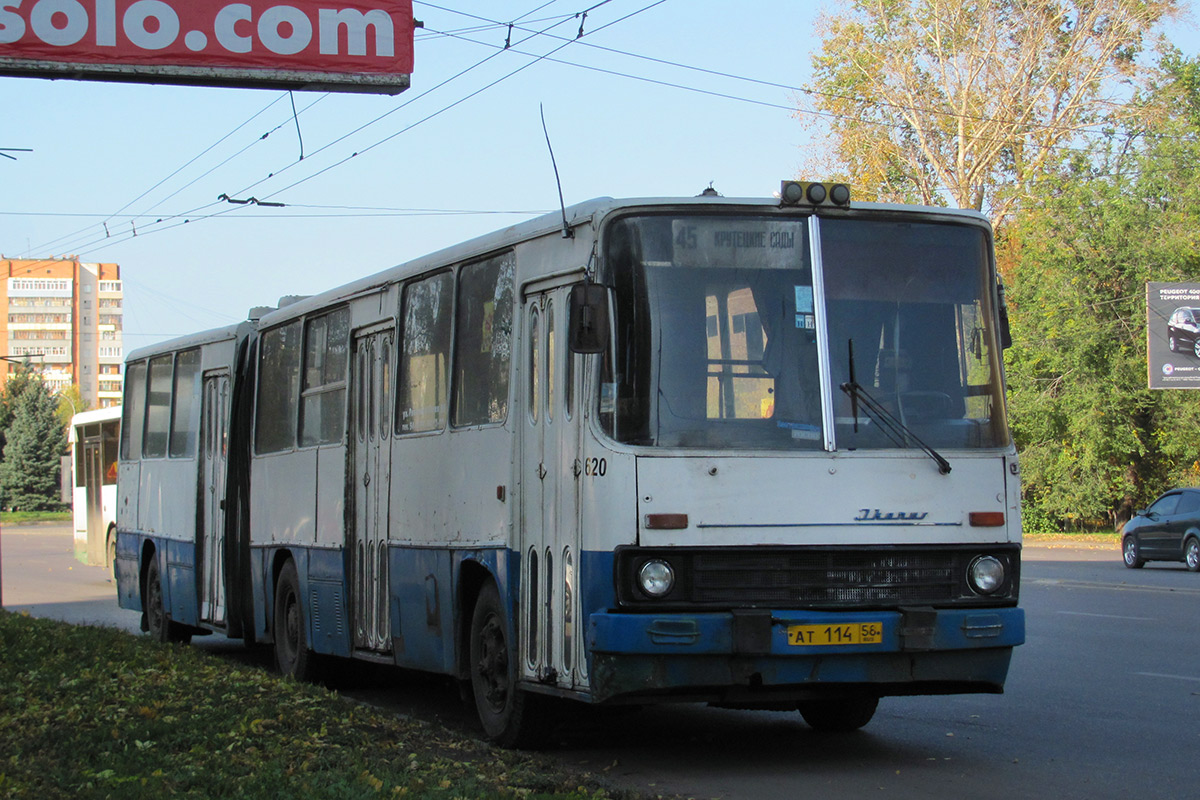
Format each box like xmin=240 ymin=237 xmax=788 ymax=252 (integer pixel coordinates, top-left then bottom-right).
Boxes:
xmin=840 ymin=341 xmax=951 ymax=475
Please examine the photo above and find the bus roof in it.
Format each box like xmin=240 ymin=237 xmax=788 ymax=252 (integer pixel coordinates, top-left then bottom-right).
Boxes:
xmin=253 ymin=195 xmax=991 ymax=329
xmin=68 ymin=405 xmax=121 ymax=444
xmin=70 ymin=406 xmax=122 ymax=426
xmin=124 ymin=321 xmax=247 ymax=364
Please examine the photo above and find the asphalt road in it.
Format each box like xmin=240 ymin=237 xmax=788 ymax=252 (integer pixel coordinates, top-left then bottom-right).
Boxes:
xmin=0 ymin=522 xmax=135 ymax=631
xmin=3 ymin=526 xmax=1196 ymax=799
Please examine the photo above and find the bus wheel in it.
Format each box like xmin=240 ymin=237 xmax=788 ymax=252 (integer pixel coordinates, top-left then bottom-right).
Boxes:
xmin=274 ymin=560 xmax=316 ymax=681
xmin=107 ymin=532 xmax=117 ymax=577
xmin=469 ymin=582 xmax=546 ymax=748
xmin=144 ymin=557 xmax=191 ymax=644
xmin=798 ymin=695 xmax=879 ymax=732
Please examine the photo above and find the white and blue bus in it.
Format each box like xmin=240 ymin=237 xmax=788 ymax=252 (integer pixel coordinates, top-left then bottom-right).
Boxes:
xmin=115 ymin=184 xmax=1024 ymax=746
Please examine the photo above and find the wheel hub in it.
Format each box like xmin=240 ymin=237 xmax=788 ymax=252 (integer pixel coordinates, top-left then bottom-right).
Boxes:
xmin=475 ymin=616 xmax=509 ymax=711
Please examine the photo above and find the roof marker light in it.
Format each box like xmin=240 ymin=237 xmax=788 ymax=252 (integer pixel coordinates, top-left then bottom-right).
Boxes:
xmin=780 ymin=180 xmax=852 ymax=208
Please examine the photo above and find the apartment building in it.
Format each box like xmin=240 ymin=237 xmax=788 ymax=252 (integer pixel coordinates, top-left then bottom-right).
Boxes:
xmin=0 ymin=257 xmax=123 ymax=408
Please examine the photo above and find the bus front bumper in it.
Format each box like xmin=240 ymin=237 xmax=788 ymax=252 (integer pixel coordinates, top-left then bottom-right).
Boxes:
xmin=587 ymin=606 xmax=1024 ymax=704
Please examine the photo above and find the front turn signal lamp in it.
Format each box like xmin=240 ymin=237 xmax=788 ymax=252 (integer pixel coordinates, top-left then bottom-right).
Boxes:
xmin=644 ymin=513 xmax=689 ymax=530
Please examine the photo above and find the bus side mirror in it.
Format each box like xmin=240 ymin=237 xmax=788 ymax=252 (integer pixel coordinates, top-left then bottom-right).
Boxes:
xmin=997 ymin=279 xmax=1013 ymax=350
xmin=569 ymin=283 xmax=610 ymax=354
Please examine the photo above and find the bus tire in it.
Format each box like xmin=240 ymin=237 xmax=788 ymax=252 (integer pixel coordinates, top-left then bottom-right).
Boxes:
xmin=469 ymin=582 xmax=547 ymax=748
xmin=107 ymin=529 xmax=117 ymax=576
xmin=144 ymin=556 xmax=191 ymax=644
xmin=273 ymin=559 xmax=317 ymax=681
xmin=798 ymin=694 xmax=878 ymax=732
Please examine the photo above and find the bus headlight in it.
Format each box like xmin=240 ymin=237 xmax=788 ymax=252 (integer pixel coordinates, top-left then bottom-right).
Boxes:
xmin=968 ymin=556 xmax=1005 ymax=595
xmin=638 ymin=559 xmax=675 ymax=598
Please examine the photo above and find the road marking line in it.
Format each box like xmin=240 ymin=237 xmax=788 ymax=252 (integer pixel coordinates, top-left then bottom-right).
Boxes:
xmin=1057 ymin=611 xmax=1154 ymax=621
xmin=1135 ymin=672 xmax=1200 ymax=683
xmin=1027 ymin=578 xmax=1200 ymax=596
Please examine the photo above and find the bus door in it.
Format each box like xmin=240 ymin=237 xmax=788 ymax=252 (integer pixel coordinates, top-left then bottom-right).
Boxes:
xmin=520 ymin=285 xmax=583 ymax=688
xmin=200 ymin=370 xmax=230 ymax=626
xmin=82 ymin=426 xmax=104 ymax=562
xmin=351 ymin=325 xmax=394 ymax=654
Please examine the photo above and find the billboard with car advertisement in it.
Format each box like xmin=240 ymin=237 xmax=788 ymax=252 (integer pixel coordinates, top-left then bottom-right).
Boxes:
xmin=0 ymin=0 xmax=413 ymax=93
xmin=1147 ymin=281 xmax=1200 ymax=389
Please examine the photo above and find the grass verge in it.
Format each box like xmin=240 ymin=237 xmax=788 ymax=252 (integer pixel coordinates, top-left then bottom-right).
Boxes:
xmin=0 ymin=611 xmax=630 ymax=800
xmin=0 ymin=510 xmax=72 ymax=526
xmin=1023 ymin=531 xmax=1120 ymax=546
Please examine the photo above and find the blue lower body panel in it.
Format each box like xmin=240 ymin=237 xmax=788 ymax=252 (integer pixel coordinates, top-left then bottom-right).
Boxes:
xmin=113 ymin=529 xmax=142 ymax=611
xmin=113 ymin=531 xmax=199 ymax=629
xmin=164 ymin=539 xmax=197 ymax=627
xmin=588 ymin=606 xmax=1024 ymax=703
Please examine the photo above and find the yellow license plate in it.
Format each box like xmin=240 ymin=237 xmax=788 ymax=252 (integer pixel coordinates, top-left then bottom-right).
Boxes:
xmin=787 ymin=622 xmax=883 ymax=646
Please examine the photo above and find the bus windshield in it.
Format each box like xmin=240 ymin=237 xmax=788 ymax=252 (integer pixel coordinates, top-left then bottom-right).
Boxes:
xmin=599 ymin=212 xmax=1009 ymax=451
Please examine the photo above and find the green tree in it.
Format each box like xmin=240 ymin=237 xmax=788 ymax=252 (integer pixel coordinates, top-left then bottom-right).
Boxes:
xmin=1005 ymin=51 xmax=1200 ymax=530
xmin=0 ymin=363 xmax=38 ymax=454
xmin=0 ymin=375 xmax=66 ymax=511
xmin=801 ymin=0 xmax=1176 ymax=227
xmin=54 ymin=384 xmax=88 ymax=429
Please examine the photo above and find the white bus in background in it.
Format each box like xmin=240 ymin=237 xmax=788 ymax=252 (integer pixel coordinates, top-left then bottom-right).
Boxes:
xmin=116 ymin=184 xmax=1025 ymax=747
xmin=69 ymin=406 xmax=121 ymax=567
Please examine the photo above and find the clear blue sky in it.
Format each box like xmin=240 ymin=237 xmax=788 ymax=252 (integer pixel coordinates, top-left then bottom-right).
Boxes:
xmin=0 ymin=0 xmax=1195 ymax=353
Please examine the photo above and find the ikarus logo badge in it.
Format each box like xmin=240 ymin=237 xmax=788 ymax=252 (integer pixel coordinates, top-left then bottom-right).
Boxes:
xmin=854 ymin=509 xmax=930 ymax=522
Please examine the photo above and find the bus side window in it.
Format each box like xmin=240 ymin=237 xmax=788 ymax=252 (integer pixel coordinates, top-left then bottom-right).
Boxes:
xmin=452 ymin=252 xmax=515 ymax=427
xmin=299 ymin=308 xmax=350 ymax=447
xmin=546 ymin=302 xmax=555 ymax=424
xmin=143 ymin=355 xmax=173 ymax=458
xmin=74 ymin=428 xmax=87 ymax=487
xmin=103 ymin=420 xmax=119 ymax=483
xmin=398 ymin=271 xmax=453 ymax=434
xmin=121 ymin=362 xmax=146 ymax=461
xmin=169 ymin=349 xmax=201 ymax=458
xmin=257 ymin=321 xmax=303 ymax=453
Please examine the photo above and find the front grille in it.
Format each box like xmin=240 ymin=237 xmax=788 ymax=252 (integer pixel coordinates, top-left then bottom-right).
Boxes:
xmin=616 ymin=546 xmax=1019 ymax=609
xmin=692 ymin=551 xmax=959 ymax=604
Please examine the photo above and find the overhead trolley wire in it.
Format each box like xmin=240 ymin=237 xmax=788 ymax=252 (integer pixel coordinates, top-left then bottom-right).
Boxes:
xmin=27 ymin=94 xmax=298 ymax=257
xmin=118 ymin=6 xmax=584 ymax=244
xmin=222 ymin=1 xmax=664 ymax=209
xmin=55 ymin=0 xmax=628 ymax=256
xmin=0 ymin=204 xmax=551 ymax=219
xmin=38 ymin=0 xmax=1172 ymax=257
xmin=424 ymin=1 xmax=1179 ymax=149
xmin=24 ymin=93 xmax=318 ymax=258
xmin=449 ymin=27 xmax=1170 ymax=174
xmin=53 ymin=93 xmax=331 ymax=256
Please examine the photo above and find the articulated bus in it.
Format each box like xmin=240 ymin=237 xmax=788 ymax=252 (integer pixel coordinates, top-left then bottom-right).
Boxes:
xmin=115 ymin=184 xmax=1024 ymax=746
xmin=69 ymin=406 xmax=121 ymax=568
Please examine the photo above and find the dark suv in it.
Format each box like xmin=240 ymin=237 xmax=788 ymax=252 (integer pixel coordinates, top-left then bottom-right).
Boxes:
xmin=1121 ymin=487 xmax=1200 ymax=571
xmin=1167 ymin=307 xmax=1200 ymax=357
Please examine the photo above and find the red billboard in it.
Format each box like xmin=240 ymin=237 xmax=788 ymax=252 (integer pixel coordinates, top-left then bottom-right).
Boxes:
xmin=0 ymin=0 xmax=413 ymax=93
